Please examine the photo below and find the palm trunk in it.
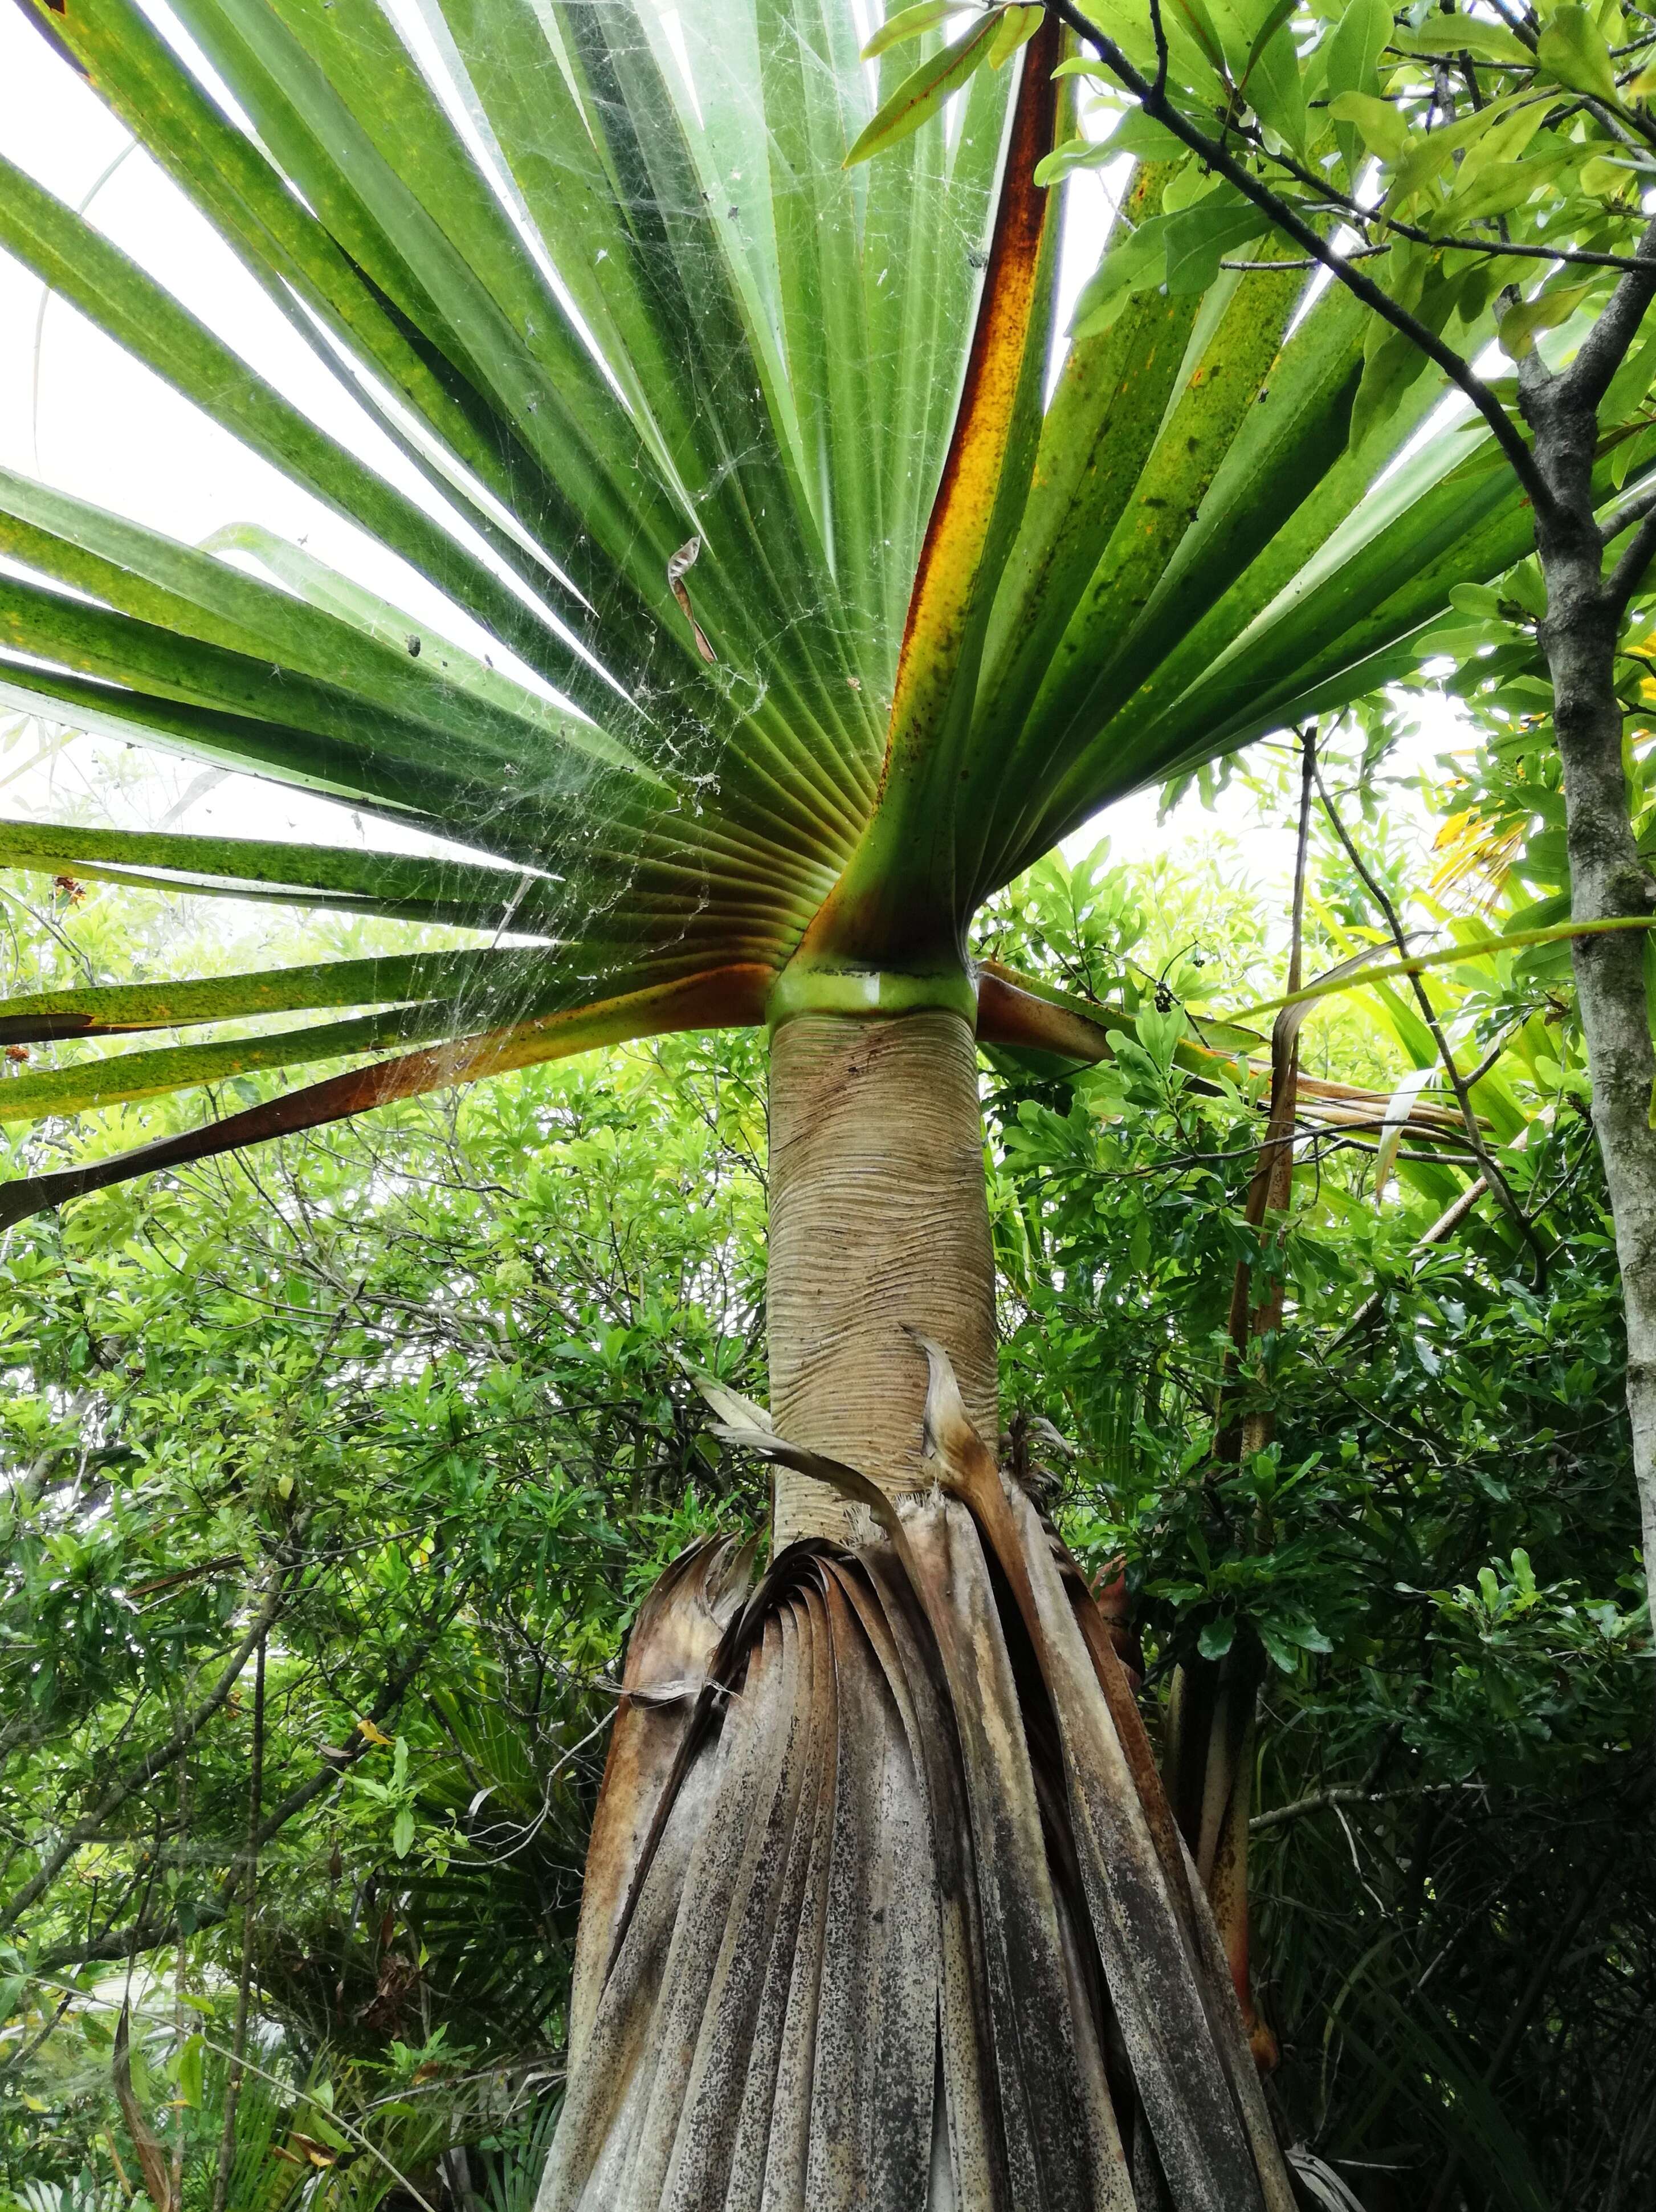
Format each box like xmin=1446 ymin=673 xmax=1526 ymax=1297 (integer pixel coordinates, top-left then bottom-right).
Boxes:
xmin=544 ymin=1001 xmax=1298 ymax=2211
xmin=768 ymin=1009 xmax=998 ymax=1543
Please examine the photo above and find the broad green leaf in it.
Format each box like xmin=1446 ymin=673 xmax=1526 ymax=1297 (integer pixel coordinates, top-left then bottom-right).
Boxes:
xmin=0 ymin=153 xmax=591 ymax=706
xmin=1601 ymin=324 xmax=1656 ymax=423
xmin=1006 ymin=250 xmax=1311 ymax=828
xmin=0 ymin=469 xmax=630 ymax=786
xmin=1382 ymin=92 xmax=1532 ymax=209
xmin=1448 ymin=147 xmax=1578 ymax=225
xmin=844 ymin=13 xmax=1000 ymax=164
xmin=1163 ymin=189 xmax=1268 ymax=294
xmin=1018 ymin=353 xmax=1529 ymax=856
xmin=1453 ymin=96 xmax=1554 ymax=192
xmin=862 ymin=1 xmax=959 ymax=61
xmin=1243 ymin=0 xmax=1300 ymax=78
xmin=820 ymin=13 xmax=1064 ymax=950
xmin=1349 ymin=254 xmax=1466 ymax=449
xmin=989 ymin=5 xmax=1045 ymax=68
xmin=1038 ymin=109 xmax=1193 ymax=186
xmin=0 ymin=819 xmax=536 ymax=919
xmin=1112 ymin=110 xmax=1199 ymax=162
xmin=1536 ymin=5 xmax=1620 ymax=101
xmin=1071 ymin=218 xmax=1171 ymax=335
xmin=1580 ymin=152 xmax=1643 ymax=196
xmin=0 ymin=965 xmax=770 ymax=1225
xmin=22 ymin=0 xmax=554 ymax=563
xmin=1328 ymin=92 xmax=1410 ymax=165
xmin=1325 ymin=0 xmax=1392 ymax=102
xmin=1398 ymin=17 xmax=1535 ymax=66
xmin=0 ymin=951 xmax=556 ymax=1045
xmin=202 ymin=525 xmax=648 ymax=781
xmin=1035 ymin=136 xmax=1116 ymax=186
xmin=979 ymin=214 xmax=1198 ymax=754
xmin=176 ymin=2038 xmax=204 ymax=2111
xmin=1245 ymin=23 xmax=1308 ymax=158
xmin=1499 ymin=282 xmax=1597 ymax=360
xmin=0 ymin=1002 xmax=482 ymax=1123
xmin=1166 ymin=0 xmax=1229 ymax=79
xmin=1326 ymin=0 xmax=1395 ymax=178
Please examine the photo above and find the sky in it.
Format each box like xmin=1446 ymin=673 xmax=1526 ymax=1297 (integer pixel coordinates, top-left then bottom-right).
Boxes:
xmin=0 ymin=0 xmax=1454 ymax=931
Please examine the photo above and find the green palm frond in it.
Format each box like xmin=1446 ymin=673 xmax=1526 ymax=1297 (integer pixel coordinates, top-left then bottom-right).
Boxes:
xmin=0 ymin=0 xmax=1548 ymax=1217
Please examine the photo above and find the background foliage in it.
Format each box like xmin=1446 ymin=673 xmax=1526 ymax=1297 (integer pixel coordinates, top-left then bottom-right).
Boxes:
xmin=0 ymin=714 xmax=1649 ymax=2211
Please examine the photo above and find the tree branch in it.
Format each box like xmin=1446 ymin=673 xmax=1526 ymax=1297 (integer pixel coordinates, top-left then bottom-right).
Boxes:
xmin=1598 ymin=474 xmax=1656 ymax=548
xmin=31 ymin=1903 xmax=230 ymax=1977
xmin=246 ymin=1618 xmax=452 ymax=1853
xmin=1314 ymin=761 xmax=1550 ymax=1282
xmin=1250 ymin=1779 xmax=1480 ymax=1833
xmin=22 ymin=1618 xmax=450 ymax=1977
xmin=1606 ymin=504 xmax=1656 ymax=617
xmin=1226 ymin=237 xmax=1656 ymax=276
xmin=1478 ymin=0 xmax=1538 ymax=51
xmin=1331 ymin=1175 xmax=1491 ymax=1345
xmin=1559 ymin=210 xmax=1656 ymax=414
xmin=1046 ymin=0 xmax=1552 ymax=510
xmin=210 ymin=1635 xmax=264 ymax=2212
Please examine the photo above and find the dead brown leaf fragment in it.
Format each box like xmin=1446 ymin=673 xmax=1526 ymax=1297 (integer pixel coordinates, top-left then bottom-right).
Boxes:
xmin=667 ymin=536 xmax=716 ymax=663
xmin=542 ymin=1348 xmax=1295 ymax=2211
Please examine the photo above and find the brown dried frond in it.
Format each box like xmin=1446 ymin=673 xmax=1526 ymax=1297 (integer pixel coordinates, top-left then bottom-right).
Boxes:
xmin=544 ymin=1351 xmax=1294 ymax=2211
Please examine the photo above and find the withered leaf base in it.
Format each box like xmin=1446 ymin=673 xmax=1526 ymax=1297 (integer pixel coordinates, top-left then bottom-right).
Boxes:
xmin=539 ymin=1355 xmax=1295 ymax=2212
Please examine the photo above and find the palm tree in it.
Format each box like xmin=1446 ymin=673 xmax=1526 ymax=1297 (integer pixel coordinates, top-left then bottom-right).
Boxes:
xmin=0 ymin=3 xmax=1534 ymax=2203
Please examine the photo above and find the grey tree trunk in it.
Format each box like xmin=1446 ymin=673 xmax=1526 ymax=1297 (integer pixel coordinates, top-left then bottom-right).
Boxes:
xmin=1524 ymin=360 xmax=1656 ymax=1604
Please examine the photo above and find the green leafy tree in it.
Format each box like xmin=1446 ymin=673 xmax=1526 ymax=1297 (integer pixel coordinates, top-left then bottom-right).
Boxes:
xmin=0 ymin=2 xmax=1574 ymax=2204
xmin=0 ymin=1015 xmax=769 ymax=2208
xmin=983 ymin=824 xmax=1653 ymax=2206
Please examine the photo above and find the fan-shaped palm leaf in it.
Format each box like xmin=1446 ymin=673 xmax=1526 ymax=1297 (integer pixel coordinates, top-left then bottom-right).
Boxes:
xmin=0 ymin=0 xmax=1540 ymax=1221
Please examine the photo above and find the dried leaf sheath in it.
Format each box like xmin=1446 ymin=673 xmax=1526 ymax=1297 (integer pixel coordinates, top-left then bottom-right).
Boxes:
xmin=543 ymin=1461 xmax=1293 ymax=2209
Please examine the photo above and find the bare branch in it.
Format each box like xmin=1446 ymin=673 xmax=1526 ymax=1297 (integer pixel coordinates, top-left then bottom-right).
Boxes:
xmin=1331 ymin=1176 xmax=1491 ymax=1345
xmin=1478 ymin=0 xmax=1539 ymax=51
xmin=247 ymin=1614 xmax=454 ymax=1852
xmin=1251 ymin=1779 xmax=1482 ymax=1834
xmin=32 ymin=1903 xmax=229 ymax=1977
xmin=25 ymin=1612 xmax=452 ymax=1976
xmin=1606 ymin=504 xmax=1656 ymax=617
xmin=1598 ymin=475 xmax=1656 ymax=548
xmin=1226 ymin=238 xmax=1656 ymax=276
xmin=1560 ymin=210 xmax=1656 ymax=414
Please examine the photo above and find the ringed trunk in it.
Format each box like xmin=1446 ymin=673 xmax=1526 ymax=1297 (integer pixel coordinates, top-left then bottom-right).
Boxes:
xmin=545 ymin=989 xmax=1298 ymax=2210
xmin=766 ymin=1007 xmax=998 ymax=1543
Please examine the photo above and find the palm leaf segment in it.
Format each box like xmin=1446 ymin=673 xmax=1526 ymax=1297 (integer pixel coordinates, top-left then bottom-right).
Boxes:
xmin=0 ymin=0 xmax=1557 ymax=1221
